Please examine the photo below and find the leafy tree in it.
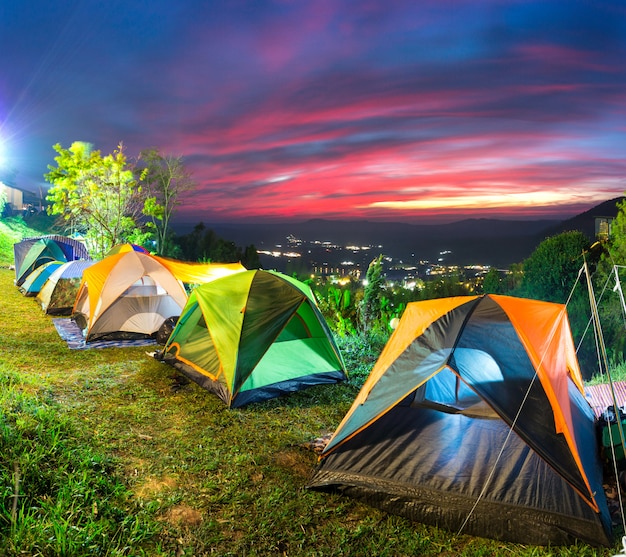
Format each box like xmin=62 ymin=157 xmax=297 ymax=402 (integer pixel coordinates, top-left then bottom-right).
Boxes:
xmin=605 ymin=197 xmax=626 ymax=265
xmin=416 ymin=274 xmax=473 ymax=301
xmin=45 ymin=142 xmax=143 ymax=257
xmin=242 ymin=244 xmax=262 ymax=269
xmin=136 ymin=148 xmax=196 ymax=256
xmin=482 ymin=267 xmax=503 ymax=294
xmin=503 ymin=262 xmax=524 ymax=294
xmin=360 ymin=254 xmax=385 ymax=331
xmin=174 ymin=222 xmax=260 ymax=266
xmin=315 ymin=283 xmax=359 ymax=337
xmin=518 ymin=231 xmax=590 ymax=303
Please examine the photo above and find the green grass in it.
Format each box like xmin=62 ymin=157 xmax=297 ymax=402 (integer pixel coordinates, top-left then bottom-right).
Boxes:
xmin=0 ymin=220 xmax=621 ymax=556
xmin=0 ymin=215 xmax=58 ymax=267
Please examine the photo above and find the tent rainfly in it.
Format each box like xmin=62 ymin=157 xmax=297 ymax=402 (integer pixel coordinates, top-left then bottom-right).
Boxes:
xmin=73 ymin=251 xmax=245 ymax=342
xmin=19 ymin=260 xmax=63 ymax=296
xmin=37 ymin=259 xmax=95 ymax=315
xmin=73 ymin=250 xmax=187 ymax=341
xmin=13 ymin=235 xmax=88 ymax=286
xmin=308 ymin=294 xmax=613 ymax=547
xmin=155 ymin=269 xmax=347 ymax=407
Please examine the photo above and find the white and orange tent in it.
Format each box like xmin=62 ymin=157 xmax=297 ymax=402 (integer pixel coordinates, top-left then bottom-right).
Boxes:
xmin=73 ymin=249 xmax=245 ymax=341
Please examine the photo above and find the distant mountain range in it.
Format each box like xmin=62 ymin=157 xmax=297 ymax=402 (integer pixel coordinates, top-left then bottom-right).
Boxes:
xmin=173 ymin=197 xmax=624 ymax=268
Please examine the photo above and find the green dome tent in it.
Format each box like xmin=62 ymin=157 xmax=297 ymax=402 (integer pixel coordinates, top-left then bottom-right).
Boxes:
xmin=13 ymin=235 xmax=88 ymax=286
xmin=156 ymin=270 xmax=347 ymax=407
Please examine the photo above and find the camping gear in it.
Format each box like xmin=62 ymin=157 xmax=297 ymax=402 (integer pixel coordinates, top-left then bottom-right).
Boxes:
xmin=156 ymin=269 xmax=347 ymax=407
xmin=73 ymin=251 xmax=245 ymax=342
xmin=37 ymin=259 xmax=95 ymax=315
xmin=13 ymin=235 xmax=89 ymax=286
xmin=73 ymin=250 xmax=189 ymax=341
xmin=19 ymin=260 xmax=63 ymax=296
xmin=308 ymin=294 xmax=612 ymax=547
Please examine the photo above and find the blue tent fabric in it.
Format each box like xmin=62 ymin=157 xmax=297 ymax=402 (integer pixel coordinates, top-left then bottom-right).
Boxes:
xmin=19 ymin=261 xmax=63 ymax=295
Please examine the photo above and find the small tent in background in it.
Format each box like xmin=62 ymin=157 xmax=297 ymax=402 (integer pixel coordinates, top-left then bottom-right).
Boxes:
xmin=156 ymin=269 xmax=347 ymax=408
xmin=308 ymin=294 xmax=612 ymax=547
xmin=19 ymin=260 xmax=64 ymax=296
xmin=13 ymin=235 xmax=89 ymax=286
xmin=37 ymin=259 xmax=95 ymax=315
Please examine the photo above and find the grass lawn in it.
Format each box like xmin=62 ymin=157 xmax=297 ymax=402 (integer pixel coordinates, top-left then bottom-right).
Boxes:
xmin=0 ymin=263 xmax=620 ymax=556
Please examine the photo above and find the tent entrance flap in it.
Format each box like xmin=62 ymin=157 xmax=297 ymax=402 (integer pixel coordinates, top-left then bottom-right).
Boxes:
xmin=412 ymin=366 xmax=499 ymax=419
xmin=239 ymin=337 xmax=344 ymax=392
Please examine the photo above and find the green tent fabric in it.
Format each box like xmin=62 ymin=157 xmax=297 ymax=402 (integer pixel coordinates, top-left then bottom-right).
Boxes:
xmin=13 ymin=235 xmax=88 ymax=286
xmin=157 ymin=270 xmax=347 ymax=407
xmin=14 ymin=238 xmax=68 ymax=286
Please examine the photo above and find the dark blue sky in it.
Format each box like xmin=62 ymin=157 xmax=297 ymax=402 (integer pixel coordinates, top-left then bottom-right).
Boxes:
xmin=1 ymin=0 xmax=625 ymax=223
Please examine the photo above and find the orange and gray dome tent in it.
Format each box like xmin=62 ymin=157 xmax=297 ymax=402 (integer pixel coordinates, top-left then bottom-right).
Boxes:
xmin=156 ymin=269 xmax=347 ymax=408
xmin=308 ymin=294 xmax=613 ymax=547
xmin=73 ymin=250 xmax=245 ymax=341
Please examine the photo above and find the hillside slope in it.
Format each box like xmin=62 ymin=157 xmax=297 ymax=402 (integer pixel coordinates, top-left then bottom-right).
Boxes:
xmin=0 ymin=217 xmax=52 ymax=267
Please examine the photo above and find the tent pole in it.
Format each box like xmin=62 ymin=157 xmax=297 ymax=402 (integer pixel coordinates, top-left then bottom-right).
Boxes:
xmin=584 ymin=258 xmax=626 ymax=452
xmin=583 ymin=257 xmax=626 ymax=532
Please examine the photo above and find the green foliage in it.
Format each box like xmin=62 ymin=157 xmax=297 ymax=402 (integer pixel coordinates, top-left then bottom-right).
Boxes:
xmin=137 ymin=148 xmax=196 ymax=257
xmin=519 ymin=231 xmax=590 ymax=303
xmin=335 ymin=329 xmax=389 ymax=387
xmin=0 ymin=372 xmax=156 ymax=556
xmin=606 ymin=197 xmax=626 ymax=265
xmin=361 ymin=254 xmax=385 ymax=331
xmin=416 ymin=274 xmax=474 ymax=300
xmin=45 ymin=141 xmax=143 ymax=258
xmin=482 ymin=267 xmax=503 ymax=294
xmin=174 ymin=222 xmax=260 ymax=266
xmin=315 ymin=283 xmax=360 ymax=337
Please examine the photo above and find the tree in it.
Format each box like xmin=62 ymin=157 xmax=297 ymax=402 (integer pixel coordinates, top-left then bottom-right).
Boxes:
xmin=45 ymin=142 xmax=143 ymax=257
xmin=360 ymin=254 xmax=385 ymax=331
xmin=174 ymin=222 xmax=260 ymax=266
xmin=482 ymin=267 xmax=503 ymax=294
xmin=606 ymin=197 xmax=626 ymax=264
xmin=136 ymin=148 xmax=195 ymax=256
xmin=519 ymin=231 xmax=590 ymax=303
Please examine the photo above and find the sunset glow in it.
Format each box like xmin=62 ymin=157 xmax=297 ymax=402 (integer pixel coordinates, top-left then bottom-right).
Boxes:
xmin=0 ymin=1 xmax=624 ymax=224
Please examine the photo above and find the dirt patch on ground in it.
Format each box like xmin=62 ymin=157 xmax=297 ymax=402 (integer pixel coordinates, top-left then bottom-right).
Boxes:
xmin=274 ymin=449 xmax=312 ymax=478
xmin=134 ymin=475 xmax=178 ymax=498
xmin=163 ymin=504 xmax=203 ymax=527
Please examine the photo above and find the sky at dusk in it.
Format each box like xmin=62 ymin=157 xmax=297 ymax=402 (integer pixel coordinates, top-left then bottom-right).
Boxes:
xmin=1 ymin=0 xmax=625 ymax=224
